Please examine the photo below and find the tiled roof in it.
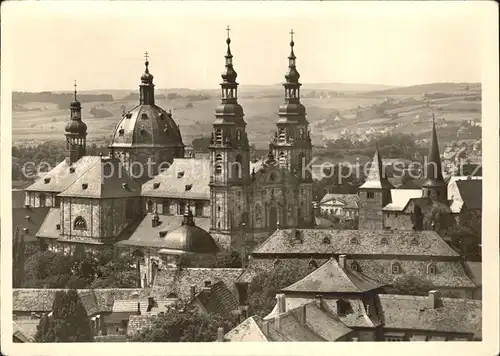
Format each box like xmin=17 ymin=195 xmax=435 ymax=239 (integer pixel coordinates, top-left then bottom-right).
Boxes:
xmin=116 ymin=214 xmax=210 ymax=248
xmin=25 ymin=156 xmax=101 ymax=193
xmin=141 ymin=158 xmax=210 ymax=199
xmin=35 ymin=208 xmax=60 ymax=239
xmin=398 ymin=179 xmax=424 ymax=190
xmin=464 ymin=262 xmax=481 ymax=287
xmin=379 ymin=294 xmax=481 ymax=336
xmin=261 ymin=302 xmax=353 ymax=341
xmin=281 ymin=258 xmax=384 ymax=294
xmin=359 ymin=149 xmax=393 ymax=190
xmin=112 ymin=298 xmax=177 ymax=314
xmin=13 ymin=207 xmax=50 ymax=242
xmin=224 ymin=316 xmax=269 ymax=342
xmin=383 ymin=189 xmax=422 ymax=211
xmin=127 ymin=314 xmax=157 ymax=337
xmin=252 ymin=229 xmax=459 ymax=257
xmin=455 ymin=180 xmax=482 ymax=210
xmin=151 ymin=268 xmax=244 ymax=301
xmin=58 ymin=158 xmax=141 ymax=198
xmin=320 ymin=194 xmax=358 ymax=206
xmin=13 ymin=288 xmax=147 ymax=314
xmin=13 ymin=320 xmax=40 ymax=342
xmin=192 ymin=281 xmax=239 ymax=316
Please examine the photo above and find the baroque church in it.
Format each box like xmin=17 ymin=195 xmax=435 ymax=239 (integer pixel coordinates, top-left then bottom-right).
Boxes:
xmin=23 ymin=30 xmax=314 ymax=266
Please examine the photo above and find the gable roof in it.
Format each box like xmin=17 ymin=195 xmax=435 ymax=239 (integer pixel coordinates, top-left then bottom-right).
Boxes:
xmin=383 ymin=189 xmax=422 ymax=211
xmin=320 ymin=194 xmax=359 ymax=206
xmin=141 ymin=158 xmax=210 ymax=200
xmin=281 ymin=258 xmax=384 ymax=294
xmin=25 ymin=156 xmax=101 ymax=193
xmin=191 ymin=281 xmax=239 ymax=316
xmin=116 ymin=213 xmax=210 ymax=248
xmin=455 ymin=180 xmax=482 ymax=210
xmin=252 ymin=229 xmax=459 ymax=257
xmin=379 ymin=294 xmax=481 ymax=336
xmin=224 ymin=316 xmax=269 ymax=342
xmin=13 ymin=320 xmax=39 ymax=342
xmin=58 ymin=157 xmax=141 ymax=198
xmin=112 ymin=298 xmax=177 ymax=314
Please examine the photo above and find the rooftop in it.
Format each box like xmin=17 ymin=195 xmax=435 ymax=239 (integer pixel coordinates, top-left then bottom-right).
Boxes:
xmin=252 ymin=229 xmax=459 ymax=258
xmin=383 ymin=189 xmax=422 ymax=211
xmin=191 ymin=280 xmax=239 ymax=316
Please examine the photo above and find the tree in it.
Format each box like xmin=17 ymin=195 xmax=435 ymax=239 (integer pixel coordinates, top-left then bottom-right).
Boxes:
xmin=129 ymin=302 xmax=236 ymax=342
xmin=178 ymin=249 xmax=242 ymax=268
xmin=35 ymin=290 xmax=94 ymax=342
xmin=13 ymin=226 xmax=25 ymax=287
xmin=247 ymin=260 xmax=314 ymax=317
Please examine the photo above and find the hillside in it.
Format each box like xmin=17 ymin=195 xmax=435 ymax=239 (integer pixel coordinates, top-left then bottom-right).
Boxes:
xmin=11 ymin=82 xmax=481 ymax=149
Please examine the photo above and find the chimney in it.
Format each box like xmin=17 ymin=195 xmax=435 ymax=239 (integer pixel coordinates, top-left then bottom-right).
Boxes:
xmin=190 ymin=285 xmax=196 ymax=300
xmin=217 ymin=327 xmax=225 ymax=342
xmin=204 ymin=280 xmax=212 ymax=291
xmin=137 ymin=302 xmax=141 ymax=315
xmin=428 ymin=290 xmax=441 ymax=309
xmin=276 ymin=293 xmax=286 ymax=314
xmin=147 ymin=297 xmax=154 ymax=312
xmin=262 ymin=320 xmax=270 ymax=336
xmin=315 ymin=294 xmax=322 ymax=309
xmin=338 ymin=255 xmax=346 ymax=269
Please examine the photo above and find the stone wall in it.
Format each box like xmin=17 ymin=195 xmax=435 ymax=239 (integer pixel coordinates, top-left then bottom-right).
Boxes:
xmin=61 ymin=197 xmax=101 ymax=238
xmin=383 ymin=212 xmax=413 ymax=230
xmin=25 ymin=191 xmax=58 ymax=208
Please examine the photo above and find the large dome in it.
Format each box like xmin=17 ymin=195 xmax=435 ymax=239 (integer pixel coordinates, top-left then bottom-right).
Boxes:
xmin=109 ymin=105 xmax=184 ymax=148
xmin=159 ymin=210 xmax=219 ymax=255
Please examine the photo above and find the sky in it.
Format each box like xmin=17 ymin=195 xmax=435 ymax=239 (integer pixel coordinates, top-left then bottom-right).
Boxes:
xmin=2 ymin=1 xmax=490 ymax=92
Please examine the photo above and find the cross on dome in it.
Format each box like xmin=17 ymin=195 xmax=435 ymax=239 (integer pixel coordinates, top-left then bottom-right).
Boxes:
xmin=226 ymin=25 xmax=231 ymax=38
xmin=144 ymin=51 xmax=149 ymax=62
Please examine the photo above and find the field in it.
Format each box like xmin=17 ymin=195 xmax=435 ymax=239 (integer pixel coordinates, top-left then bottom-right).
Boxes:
xmin=12 ymin=82 xmax=481 ymax=148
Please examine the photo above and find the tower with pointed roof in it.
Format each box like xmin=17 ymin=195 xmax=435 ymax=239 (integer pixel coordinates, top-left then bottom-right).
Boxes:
xmin=422 ymin=115 xmax=447 ymax=201
xmin=270 ymin=30 xmax=313 ymax=180
xmin=65 ymin=81 xmax=88 ymax=164
xmin=358 ymin=145 xmax=393 ymax=230
xmin=209 ymin=27 xmax=251 ymax=247
xmin=109 ymin=53 xmax=185 ymax=183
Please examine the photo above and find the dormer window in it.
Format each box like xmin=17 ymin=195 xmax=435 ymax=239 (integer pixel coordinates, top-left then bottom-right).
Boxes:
xmin=69 ymin=167 xmax=75 ymax=173
xmin=44 ymin=177 xmax=51 ymax=184
xmin=427 ymin=263 xmax=437 ymax=275
xmin=119 ymin=128 xmax=124 ymax=136
xmin=126 ymin=113 xmax=132 ymax=119
xmin=336 ymin=299 xmax=352 ymax=317
xmin=140 ymin=128 xmax=146 ymax=135
xmin=350 ymin=237 xmax=359 ymax=244
xmin=380 ymin=237 xmax=388 ymax=245
xmin=308 ymin=259 xmax=318 ymax=269
xmin=153 ymin=182 xmax=160 ymax=189
xmin=141 ymin=113 xmax=148 ymax=119
xmin=391 ymin=261 xmax=401 ymax=274
xmin=322 ymin=236 xmax=331 ymax=244
xmin=177 ymin=171 xmax=185 ymax=178
xmin=159 ymin=231 xmax=167 ymax=238
xmin=160 ymin=113 xmax=165 ymax=120
xmin=82 ymin=183 xmax=88 ymax=190
xmin=350 ymin=261 xmax=360 ymax=272
xmin=410 ymin=237 xmax=419 ymax=246
xmin=185 ymin=184 xmax=192 ymax=191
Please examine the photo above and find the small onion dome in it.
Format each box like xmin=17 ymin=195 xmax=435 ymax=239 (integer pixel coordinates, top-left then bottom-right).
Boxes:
xmin=158 ymin=209 xmax=219 ymax=255
xmin=65 ymin=119 xmax=87 ymax=135
xmin=215 ymin=102 xmax=244 ymax=116
xmin=278 ymin=102 xmax=306 ymax=116
xmin=70 ymin=99 xmax=81 ymax=109
xmin=141 ymin=61 xmax=154 ymax=83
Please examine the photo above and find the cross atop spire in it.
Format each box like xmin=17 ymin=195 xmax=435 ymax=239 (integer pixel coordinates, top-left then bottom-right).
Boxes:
xmin=290 ymin=29 xmax=295 ymax=42
xmin=144 ymin=51 xmax=149 ymax=62
xmin=73 ymin=80 xmax=77 ymax=101
xmin=226 ymin=25 xmax=231 ymax=38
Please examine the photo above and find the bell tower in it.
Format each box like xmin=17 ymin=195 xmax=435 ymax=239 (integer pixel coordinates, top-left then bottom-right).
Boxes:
xmin=65 ymin=81 xmax=87 ymax=164
xmin=422 ymin=115 xmax=447 ymax=201
xmin=209 ymin=26 xmax=251 ymax=248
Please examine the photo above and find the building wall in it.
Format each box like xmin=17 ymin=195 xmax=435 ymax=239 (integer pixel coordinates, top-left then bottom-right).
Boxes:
xmin=143 ymin=197 xmax=210 ymax=217
xmin=383 ymin=212 xmax=413 ymax=230
xmin=358 ymin=190 xmax=386 ymax=230
xmin=61 ymin=197 xmax=101 ymax=239
xmin=25 ymin=191 xmax=59 ymax=208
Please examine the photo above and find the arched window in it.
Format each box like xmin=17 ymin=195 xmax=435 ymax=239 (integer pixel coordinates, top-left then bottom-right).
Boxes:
xmin=279 ymin=152 xmax=287 ymax=169
xmin=234 ymin=154 xmax=242 ymax=179
xmin=427 ymin=263 xmax=437 ymax=275
xmin=391 ymin=261 xmax=401 ymax=274
xmin=298 ymin=152 xmax=305 ymax=176
xmin=380 ymin=237 xmax=388 ymax=245
xmin=278 ymin=128 xmax=286 ymax=141
xmin=322 ymin=236 xmax=331 ymax=244
xmin=73 ymin=216 xmax=87 ymax=231
xmin=215 ymin=154 xmax=223 ymax=175
xmin=215 ymin=129 xmax=223 ymax=144
xmin=410 ymin=237 xmax=419 ymax=246
xmin=147 ymin=200 xmax=153 ymax=213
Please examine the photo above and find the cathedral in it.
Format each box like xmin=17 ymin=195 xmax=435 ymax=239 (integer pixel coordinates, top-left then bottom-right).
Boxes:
xmin=24 ymin=29 xmax=315 ymax=262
